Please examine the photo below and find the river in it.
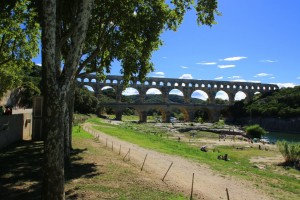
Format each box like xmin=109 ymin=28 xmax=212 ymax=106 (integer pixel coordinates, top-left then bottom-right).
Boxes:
xmin=265 ymin=131 xmax=300 ymax=143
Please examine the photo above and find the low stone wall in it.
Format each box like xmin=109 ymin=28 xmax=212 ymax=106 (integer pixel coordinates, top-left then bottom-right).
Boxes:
xmin=0 ymin=113 xmax=32 ymax=149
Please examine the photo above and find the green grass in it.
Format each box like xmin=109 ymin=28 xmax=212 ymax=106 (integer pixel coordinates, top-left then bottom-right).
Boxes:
xmin=73 ymin=125 xmax=93 ymax=139
xmin=86 ymin=117 xmax=300 ymax=200
xmin=69 ymin=126 xmax=187 ymax=200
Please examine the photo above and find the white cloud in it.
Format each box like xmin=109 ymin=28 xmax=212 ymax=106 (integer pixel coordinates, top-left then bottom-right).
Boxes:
xmin=230 ymin=79 xmax=261 ymax=83
xmin=260 ymin=60 xmax=278 ymax=63
xmin=179 ymin=74 xmax=193 ymax=79
xmin=274 ymin=83 xmax=296 ymax=88
xmin=196 ymin=62 xmax=217 ymax=65
xmin=146 ymin=88 xmax=162 ymax=95
xmin=191 ymin=90 xmax=208 ymax=100
xmin=162 ymin=56 xmax=167 ymax=59
xmin=297 ymin=77 xmax=300 ymax=79
xmin=228 ymin=76 xmax=241 ymax=79
xmin=218 ymin=65 xmax=235 ymax=69
xmin=254 ymin=73 xmax=273 ymax=77
xmin=169 ymin=89 xmax=183 ymax=96
xmin=235 ymin=92 xmax=246 ymax=101
xmin=155 ymin=72 xmax=164 ymax=75
xmin=35 ymin=63 xmax=42 ymax=66
xmin=269 ymin=77 xmax=275 ymax=79
xmin=231 ymin=79 xmax=246 ymax=82
xmin=84 ymin=85 xmax=94 ymax=91
xmin=214 ymin=76 xmax=223 ymax=80
xmin=101 ymin=86 xmax=113 ymax=90
xmin=122 ymin=87 xmax=139 ymax=96
xmin=152 ymin=71 xmax=165 ymax=78
xmin=216 ymin=91 xmax=229 ymax=100
xmin=248 ymin=80 xmax=261 ymax=83
xmin=181 ymin=66 xmax=189 ymax=69
xmin=222 ymin=56 xmax=247 ymax=61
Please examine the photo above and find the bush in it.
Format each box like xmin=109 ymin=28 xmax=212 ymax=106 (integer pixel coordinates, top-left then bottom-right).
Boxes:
xmin=245 ymin=124 xmax=267 ymax=139
xmin=277 ymin=140 xmax=300 ymax=167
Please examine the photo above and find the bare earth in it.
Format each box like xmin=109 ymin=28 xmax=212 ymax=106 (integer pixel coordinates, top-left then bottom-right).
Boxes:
xmin=83 ymin=123 xmax=275 ymax=200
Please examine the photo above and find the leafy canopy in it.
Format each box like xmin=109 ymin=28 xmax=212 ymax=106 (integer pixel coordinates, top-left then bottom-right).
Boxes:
xmin=0 ymin=0 xmax=40 ymax=97
xmin=55 ymin=0 xmax=220 ymax=82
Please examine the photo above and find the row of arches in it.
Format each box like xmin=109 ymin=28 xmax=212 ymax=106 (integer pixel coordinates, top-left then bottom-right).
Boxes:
xmin=109 ymin=105 xmax=224 ymax=123
xmin=78 ymin=74 xmax=279 ymax=92
xmin=84 ymin=85 xmax=256 ymax=104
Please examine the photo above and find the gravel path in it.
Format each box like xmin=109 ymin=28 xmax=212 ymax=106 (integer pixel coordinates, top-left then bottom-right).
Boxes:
xmin=83 ymin=123 xmax=273 ymax=200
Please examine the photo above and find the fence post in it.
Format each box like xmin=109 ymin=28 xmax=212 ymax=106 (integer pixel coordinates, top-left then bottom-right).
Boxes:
xmin=162 ymin=162 xmax=173 ymax=182
xmin=141 ymin=153 xmax=148 ymax=171
xmin=226 ymin=188 xmax=230 ymax=200
xmin=190 ymin=173 xmax=194 ymax=200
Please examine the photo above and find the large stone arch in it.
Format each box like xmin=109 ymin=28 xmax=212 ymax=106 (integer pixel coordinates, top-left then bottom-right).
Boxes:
xmin=215 ymin=90 xmax=229 ymax=104
xmin=234 ymin=91 xmax=247 ymax=101
xmin=169 ymin=89 xmax=184 ymax=103
xmin=191 ymin=90 xmax=208 ymax=103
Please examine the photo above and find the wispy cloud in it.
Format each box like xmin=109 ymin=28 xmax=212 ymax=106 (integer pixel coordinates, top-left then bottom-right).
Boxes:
xmin=35 ymin=63 xmax=42 ymax=66
xmin=269 ymin=77 xmax=275 ymax=79
xmin=221 ymin=56 xmax=247 ymax=61
xmin=230 ymin=79 xmax=246 ymax=82
xmin=179 ymin=74 xmax=193 ymax=79
xmin=152 ymin=71 xmax=165 ymax=78
xmin=297 ymin=77 xmax=300 ymax=79
xmin=254 ymin=73 xmax=273 ymax=77
xmin=181 ymin=66 xmax=189 ymax=69
xmin=228 ymin=76 xmax=241 ymax=79
xmin=260 ymin=59 xmax=278 ymax=63
xmin=162 ymin=56 xmax=167 ymax=59
xmin=230 ymin=79 xmax=261 ymax=83
xmin=214 ymin=76 xmax=223 ymax=80
xmin=196 ymin=62 xmax=217 ymax=65
xmin=218 ymin=65 xmax=235 ymax=69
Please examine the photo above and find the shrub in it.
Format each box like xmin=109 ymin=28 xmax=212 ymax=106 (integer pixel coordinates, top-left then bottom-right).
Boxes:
xmin=245 ymin=124 xmax=267 ymax=139
xmin=277 ymin=140 xmax=300 ymax=167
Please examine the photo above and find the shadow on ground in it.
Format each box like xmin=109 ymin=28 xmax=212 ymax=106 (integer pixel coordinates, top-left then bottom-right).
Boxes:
xmin=0 ymin=141 xmax=99 ymax=200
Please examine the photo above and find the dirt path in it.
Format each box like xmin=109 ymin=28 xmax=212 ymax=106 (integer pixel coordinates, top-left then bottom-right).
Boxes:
xmin=83 ymin=123 xmax=273 ymax=200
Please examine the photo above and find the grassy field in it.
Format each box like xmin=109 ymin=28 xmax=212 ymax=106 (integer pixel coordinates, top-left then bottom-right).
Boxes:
xmin=87 ymin=117 xmax=300 ymax=200
xmin=66 ymin=126 xmax=186 ymax=200
xmin=0 ymin=123 xmax=186 ymax=200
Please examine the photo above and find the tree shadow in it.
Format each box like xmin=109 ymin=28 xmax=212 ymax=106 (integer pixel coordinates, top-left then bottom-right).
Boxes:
xmin=0 ymin=141 xmax=43 ymax=200
xmin=0 ymin=141 xmax=102 ymax=200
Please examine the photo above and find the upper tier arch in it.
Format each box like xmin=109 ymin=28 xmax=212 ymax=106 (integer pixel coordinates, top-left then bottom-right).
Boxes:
xmin=77 ymin=74 xmax=279 ymax=104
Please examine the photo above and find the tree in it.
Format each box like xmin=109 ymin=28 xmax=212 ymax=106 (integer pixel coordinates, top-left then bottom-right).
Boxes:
xmin=0 ymin=0 xmax=40 ymax=98
xmin=40 ymin=0 xmax=219 ymax=199
xmin=245 ymin=124 xmax=267 ymax=139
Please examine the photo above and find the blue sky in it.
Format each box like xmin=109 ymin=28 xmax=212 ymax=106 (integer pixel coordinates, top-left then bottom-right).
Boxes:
xmin=33 ymin=1 xmax=300 ymax=99
xmin=110 ymin=0 xmax=300 ymax=89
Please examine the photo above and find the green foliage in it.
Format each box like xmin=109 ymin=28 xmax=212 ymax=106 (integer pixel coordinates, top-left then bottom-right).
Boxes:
xmin=246 ymin=87 xmax=300 ymax=118
xmin=18 ymin=65 xmax=42 ymax=107
xmin=213 ymin=119 xmax=225 ymax=128
xmin=245 ymin=124 xmax=267 ymax=139
xmin=77 ymin=0 xmax=219 ymax=83
xmin=0 ymin=0 xmax=40 ymax=98
xmin=277 ymin=140 xmax=300 ymax=167
xmin=75 ymin=87 xmax=99 ymax=114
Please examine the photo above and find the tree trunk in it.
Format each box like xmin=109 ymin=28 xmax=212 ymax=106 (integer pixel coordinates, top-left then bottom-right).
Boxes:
xmin=64 ymin=81 xmax=75 ymax=170
xmin=41 ymin=0 xmax=94 ymax=199
xmin=43 ymin=90 xmax=67 ymax=200
xmin=42 ymin=0 xmax=66 ymax=199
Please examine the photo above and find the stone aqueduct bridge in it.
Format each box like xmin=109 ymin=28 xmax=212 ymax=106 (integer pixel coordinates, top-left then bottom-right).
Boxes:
xmin=78 ymin=74 xmax=279 ymax=123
